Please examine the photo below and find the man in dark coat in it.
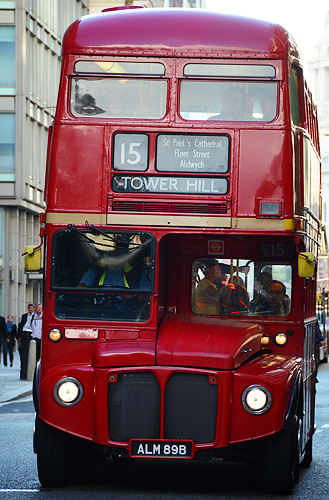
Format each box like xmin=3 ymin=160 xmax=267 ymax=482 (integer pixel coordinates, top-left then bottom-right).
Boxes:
xmin=18 ymin=303 xmax=35 ymax=379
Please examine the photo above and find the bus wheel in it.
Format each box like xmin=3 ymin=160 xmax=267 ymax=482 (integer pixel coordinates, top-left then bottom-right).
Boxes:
xmin=264 ymin=417 xmax=298 ymax=495
xmin=301 ymin=435 xmax=313 ymax=467
xmin=35 ymin=416 xmax=69 ymax=487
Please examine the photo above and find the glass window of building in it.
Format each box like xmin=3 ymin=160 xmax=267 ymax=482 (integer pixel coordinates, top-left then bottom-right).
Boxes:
xmin=0 ymin=26 xmax=15 ymax=93
xmin=0 ymin=208 xmax=3 ymax=268
xmin=0 ymin=114 xmax=15 ymax=174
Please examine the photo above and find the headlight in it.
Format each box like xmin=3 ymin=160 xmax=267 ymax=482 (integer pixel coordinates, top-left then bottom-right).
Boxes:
xmin=54 ymin=377 xmax=83 ymax=407
xmin=274 ymin=333 xmax=288 ymax=346
xmin=242 ymin=385 xmax=271 ymax=415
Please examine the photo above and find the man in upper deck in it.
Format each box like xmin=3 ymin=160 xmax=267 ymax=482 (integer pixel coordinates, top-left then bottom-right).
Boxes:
xmin=208 ymin=88 xmax=245 ymax=121
xmin=74 ymin=93 xmax=105 ymax=115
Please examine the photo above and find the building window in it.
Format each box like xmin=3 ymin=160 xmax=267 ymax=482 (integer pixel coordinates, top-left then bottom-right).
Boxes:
xmin=0 ymin=26 xmax=15 ymax=93
xmin=0 ymin=208 xmax=3 ymax=268
xmin=0 ymin=114 xmax=15 ymax=173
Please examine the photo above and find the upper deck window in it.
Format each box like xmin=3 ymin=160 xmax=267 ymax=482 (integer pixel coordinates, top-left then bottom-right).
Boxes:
xmin=74 ymin=61 xmax=165 ymax=76
xmin=184 ymin=64 xmax=275 ymax=78
xmin=70 ymin=78 xmax=167 ymax=119
xmin=180 ymin=81 xmax=278 ymax=122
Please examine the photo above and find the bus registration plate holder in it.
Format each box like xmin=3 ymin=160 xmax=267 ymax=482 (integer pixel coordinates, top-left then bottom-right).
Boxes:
xmin=130 ymin=440 xmax=193 ymax=459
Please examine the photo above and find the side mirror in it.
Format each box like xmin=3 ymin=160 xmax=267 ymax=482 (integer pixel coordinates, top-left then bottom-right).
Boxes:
xmin=24 ymin=246 xmax=42 ymax=271
xmin=298 ymin=252 xmax=315 ymax=278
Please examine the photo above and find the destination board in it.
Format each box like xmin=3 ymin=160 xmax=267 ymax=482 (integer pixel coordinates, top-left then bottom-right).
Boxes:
xmin=112 ymin=175 xmax=228 ymax=195
xmin=156 ymin=134 xmax=229 ymax=173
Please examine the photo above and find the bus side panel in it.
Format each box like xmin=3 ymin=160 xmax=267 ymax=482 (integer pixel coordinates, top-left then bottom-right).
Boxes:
xmin=238 ymin=130 xmax=293 ymax=219
xmin=46 ymin=125 xmax=105 ymax=213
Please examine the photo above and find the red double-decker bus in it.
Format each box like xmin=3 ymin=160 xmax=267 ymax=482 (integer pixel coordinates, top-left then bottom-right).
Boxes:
xmin=33 ymin=7 xmax=321 ymax=494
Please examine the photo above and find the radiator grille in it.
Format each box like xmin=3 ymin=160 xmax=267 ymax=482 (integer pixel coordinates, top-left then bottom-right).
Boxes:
xmin=108 ymin=372 xmax=218 ymax=444
xmin=108 ymin=372 xmax=160 ymax=442
xmin=111 ymin=200 xmax=228 ymax=215
xmin=164 ymin=373 xmax=217 ymax=443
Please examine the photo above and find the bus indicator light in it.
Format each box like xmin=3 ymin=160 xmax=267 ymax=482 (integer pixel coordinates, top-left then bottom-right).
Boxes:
xmin=48 ymin=329 xmax=62 ymax=343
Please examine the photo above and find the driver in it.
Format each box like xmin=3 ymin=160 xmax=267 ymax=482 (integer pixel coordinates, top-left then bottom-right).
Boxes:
xmin=78 ymin=262 xmax=150 ymax=310
xmin=77 ymin=233 xmax=151 ymax=309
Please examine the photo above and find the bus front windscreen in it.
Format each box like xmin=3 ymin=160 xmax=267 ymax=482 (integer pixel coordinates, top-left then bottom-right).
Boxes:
xmin=52 ymin=229 xmax=155 ymax=322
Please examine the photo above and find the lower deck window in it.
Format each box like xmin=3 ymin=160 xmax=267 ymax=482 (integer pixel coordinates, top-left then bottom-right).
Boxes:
xmin=192 ymin=258 xmax=291 ymax=317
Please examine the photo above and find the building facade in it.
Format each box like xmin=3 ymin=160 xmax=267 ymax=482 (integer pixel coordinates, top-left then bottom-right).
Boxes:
xmin=163 ymin=0 xmax=206 ymax=7
xmin=89 ymin=1 xmax=207 ymax=13
xmin=89 ymin=1 xmax=164 ymax=14
xmin=307 ymin=12 xmax=329 ymax=230
xmin=0 ymin=0 xmax=89 ymax=321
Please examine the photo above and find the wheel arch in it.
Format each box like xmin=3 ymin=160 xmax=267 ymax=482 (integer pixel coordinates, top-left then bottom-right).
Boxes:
xmin=284 ymin=370 xmax=303 ymax=429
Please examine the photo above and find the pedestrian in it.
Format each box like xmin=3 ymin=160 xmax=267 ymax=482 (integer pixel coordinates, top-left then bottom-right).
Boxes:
xmin=0 ymin=314 xmax=6 ymax=366
xmin=32 ymin=304 xmax=43 ymax=362
xmin=4 ymin=315 xmax=18 ymax=367
xmin=18 ymin=303 xmax=35 ymax=379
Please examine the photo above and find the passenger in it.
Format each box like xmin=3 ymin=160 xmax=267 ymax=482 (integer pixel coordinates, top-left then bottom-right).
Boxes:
xmin=208 ymin=88 xmax=244 ymax=121
xmin=195 ymin=259 xmax=222 ymax=315
xmin=74 ymin=93 xmax=105 ymax=115
xmin=250 ymin=272 xmax=272 ymax=314
xmin=260 ymin=92 xmax=276 ymax=121
xmin=243 ymin=94 xmax=256 ymax=120
xmin=267 ymin=280 xmax=290 ymax=316
xmin=258 ymin=271 xmax=272 ymax=291
xmin=233 ymin=275 xmax=245 ymax=287
xmin=221 ymin=284 xmax=249 ymax=314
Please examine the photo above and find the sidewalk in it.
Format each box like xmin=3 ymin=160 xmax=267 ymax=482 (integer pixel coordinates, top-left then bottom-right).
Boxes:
xmin=0 ymin=353 xmax=33 ymax=404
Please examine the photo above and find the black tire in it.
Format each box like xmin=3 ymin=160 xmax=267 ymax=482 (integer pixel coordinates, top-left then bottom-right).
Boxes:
xmin=35 ymin=416 xmax=70 ymax=487
xmin=264 ymin=417 xmax=299 ymax=495
xmin=301 ymin=435 xmax=313 ymax=467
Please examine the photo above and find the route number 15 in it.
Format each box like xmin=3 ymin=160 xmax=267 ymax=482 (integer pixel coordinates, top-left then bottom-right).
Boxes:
xmin=114 ymin=133 xmax=149 ymax=171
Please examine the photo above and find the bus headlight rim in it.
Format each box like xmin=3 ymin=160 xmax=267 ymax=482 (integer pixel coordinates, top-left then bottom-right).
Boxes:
xmin=242 ymin=385 xmax=272 ymax=415
xmin=54 ymin=377 xmax=83 ymax=407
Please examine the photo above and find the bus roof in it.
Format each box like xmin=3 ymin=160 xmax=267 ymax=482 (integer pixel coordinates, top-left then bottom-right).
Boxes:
xmin=62 ymin=8 xmax=300 ymax=60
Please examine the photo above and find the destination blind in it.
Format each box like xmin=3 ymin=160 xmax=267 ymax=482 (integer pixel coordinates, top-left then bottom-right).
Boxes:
xmin=112 ymin=175 xmax=228 ymax=194
xmin=156 ymin=134 xmax=229 ymax=173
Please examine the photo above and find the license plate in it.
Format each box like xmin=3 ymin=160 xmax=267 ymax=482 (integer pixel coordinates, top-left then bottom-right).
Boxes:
xmin=130 ymin=440 xmax=193 ymax=458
